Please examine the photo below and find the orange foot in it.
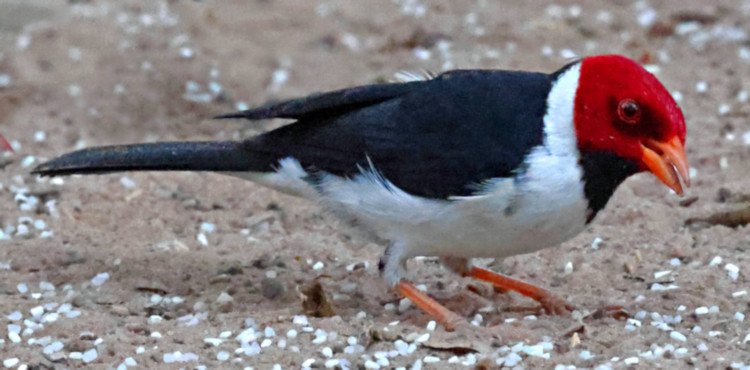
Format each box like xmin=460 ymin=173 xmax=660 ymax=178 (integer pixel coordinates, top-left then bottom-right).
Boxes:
xmin=468 ymin=266 xmax=630 ymax=319
xmin=397 ymin=267 xmax=628 ymax=331
xmin=466 ymin=266 xmax=573 ymax=315
xmin=396 ymin=280 xmax=463 ymax=331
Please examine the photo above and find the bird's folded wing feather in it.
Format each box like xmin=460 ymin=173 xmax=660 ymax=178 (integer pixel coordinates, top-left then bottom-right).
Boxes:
xmin=238 ymin=70 xmax=553 ymax=199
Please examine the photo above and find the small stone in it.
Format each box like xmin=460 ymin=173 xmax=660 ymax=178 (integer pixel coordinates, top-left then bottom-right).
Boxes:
xmin=3 ymin=359 xmax=19 ymax=368
xmin=91 ymin=272 xmax=110 ymax=287
xmin=111 ymin=305 xmax=129 ymax=316
xmin=82 ymin=348 xmax=98 ymax=363
xmin=261 ymin=278 xmax=284 ymax=299
xmin=216 ymin=292 xmax=234 ymax=303
xmin=79 ymin=332 xmax=97 ymax=340
xmin=43 ymin=341 xmax=64 ymax=355
xmin=670 ymin=331 xmax=687 ymax=342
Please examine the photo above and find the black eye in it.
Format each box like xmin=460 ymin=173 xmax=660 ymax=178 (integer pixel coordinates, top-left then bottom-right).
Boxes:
xmin=617 ymin=99 xmax=641 ymax=124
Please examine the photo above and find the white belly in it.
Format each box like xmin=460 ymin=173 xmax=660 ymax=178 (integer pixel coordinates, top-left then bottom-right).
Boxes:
xmin=315 ymin=146 xmax=588 ymax=260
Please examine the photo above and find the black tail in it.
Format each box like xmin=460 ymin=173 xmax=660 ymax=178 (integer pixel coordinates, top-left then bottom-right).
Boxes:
xmin=32 ymin=141 xmax=264 ymax=177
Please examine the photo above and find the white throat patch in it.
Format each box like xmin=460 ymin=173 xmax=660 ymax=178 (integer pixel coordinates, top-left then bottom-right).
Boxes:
xmin=543 ymin=63 xmax=581 ymax=157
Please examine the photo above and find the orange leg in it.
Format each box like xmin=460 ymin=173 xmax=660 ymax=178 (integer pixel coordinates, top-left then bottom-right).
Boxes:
xmin=397 ymin=280 xmax=463 ymax=331
xmin=465 ymin=266 xmax=573 ymax=315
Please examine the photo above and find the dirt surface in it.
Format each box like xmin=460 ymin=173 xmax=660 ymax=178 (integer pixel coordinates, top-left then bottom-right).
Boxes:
xmin=1 ymin=0 xmax=750 ymax=368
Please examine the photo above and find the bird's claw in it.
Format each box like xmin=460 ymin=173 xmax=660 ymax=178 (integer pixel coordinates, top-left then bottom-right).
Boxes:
xmin=587 ymin=304 xmax=630 ymax=320
xmin=538 ymin=293 xmax=574 ymax=316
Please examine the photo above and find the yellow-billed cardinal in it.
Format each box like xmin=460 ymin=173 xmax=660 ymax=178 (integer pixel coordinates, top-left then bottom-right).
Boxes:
xmin=33 ymin=55 xmax=689 ymax=330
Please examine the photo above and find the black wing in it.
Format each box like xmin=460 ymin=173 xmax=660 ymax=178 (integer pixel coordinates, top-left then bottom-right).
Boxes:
xmin=229 ymin=69 xmax=553 ymax=199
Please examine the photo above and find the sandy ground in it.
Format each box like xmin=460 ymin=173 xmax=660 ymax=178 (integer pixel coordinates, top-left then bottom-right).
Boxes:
xmin=1 ymin=0 xmax=750 ymax=368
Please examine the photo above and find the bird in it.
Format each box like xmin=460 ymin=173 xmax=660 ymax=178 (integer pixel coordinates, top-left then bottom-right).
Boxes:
xmin=32 ymin=54 xmax=689 ymax=331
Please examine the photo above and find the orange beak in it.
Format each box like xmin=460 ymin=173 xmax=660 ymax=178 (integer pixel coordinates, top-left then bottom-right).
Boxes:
xmin=640 ymin=136 xmax=690 ymax=195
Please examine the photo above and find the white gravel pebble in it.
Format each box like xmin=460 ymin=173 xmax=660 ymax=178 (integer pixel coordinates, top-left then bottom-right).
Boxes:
xmin=395 ymin=339 xmax=409 ymax=355
xmin=426 ymin=320 xmax=436 ymax=331
xmin=43 ymin=341 xmax=64 ymax=355
xmin=312 ymin=261 xmax=324 ymax=270
xmin=670 ymin=331 xmax=687 ymax=342
xmin=17 ymin=283 xmax=28 ymax=294
xmin=7 ymin=311 xmax=22 ymax=321
xmin=590 ymin=237 xmax=603 ymax=249
xmin=21 ymin=156 xmax=35 ymax=168
xmin=264 ymin=327 xmax=275 ymax=337
xmin=217 ymin=351 xmax=229 ymax=361
xmin=3 ymin=358 xmax=19 ymax=368
xmin=197 ymin=232 xmax=209 ymax=246
xmin=733 ymin=290 xmax=747 ymax=298
xmin=180 ymin=47 xmax=194 ymax=59
xmin=709 ymin=256 xmax=722 ymax=266
xmin=30 ymin=305 xmax=45 ymax=318
xmin=216 ymin=292 xmax=233 ymax=303
xmin=564 ymin=261 xmax=574 ymax=274
xmin=302 ymin=358 xmax=316 ymax=367
xmin=34 ymin=219 xmax=47 ymax=230
xmin=321 ymin=346 xmax=333 ymax=358
xmin=236 ymin=328 xmax=257 ymax=343
xmin=499 ymin=352 xmax=522 ymax=366
xmin=120 ymin=176 xmax=136 ymax=188
xmin=286 ymin=329 xmax=298 ymax=338
xmin=82 ymin=348 xmax=98 ymax=363
xmin=313 ymin=329 xmax=327 ymax=344
xmin=725 ymin=263 xmax=740 ymax=280
xmin=204 ymin=338 xmax=222 ymax=346
xmin=8 ymin=332 xmax=21 ymax=344
xmin=695 ymin=306 xmax=709 ymax=315
xmin=200 ymin=222 xmax=215 ymax=233
xmin=624 ymin=357 xmax=639 ymax=365
xmin=91 ymin=272 xmax=110 ymax=286
xmin=293 ymin=315 xmax=308 ymax=326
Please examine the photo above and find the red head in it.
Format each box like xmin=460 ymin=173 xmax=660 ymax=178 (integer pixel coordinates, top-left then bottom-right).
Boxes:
xmin=574 ymin=55 xmax=689 ymax=194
